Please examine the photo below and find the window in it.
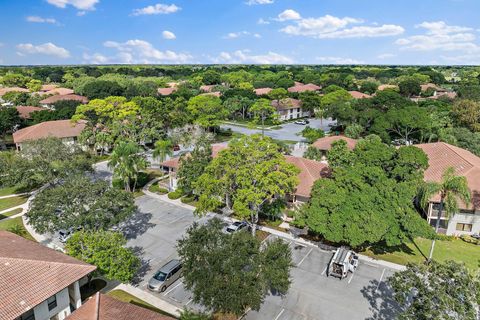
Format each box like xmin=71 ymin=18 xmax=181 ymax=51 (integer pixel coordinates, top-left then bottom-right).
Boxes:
xmin=47 ymin=295 xmax=57 ymax=311
xmin=297 ymin=108 xmax=300 ymax=112
xmin=16 ymin=309 xmax=35 ymax=320
xmin=456 ymin=223 xmax=473 ymax=232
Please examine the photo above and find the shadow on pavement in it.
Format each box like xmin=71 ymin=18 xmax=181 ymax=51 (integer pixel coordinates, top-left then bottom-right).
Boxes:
xmin=130 ymin=245 xmax=151 ymax=286
xmin=121 ymin=210 xmax=155 ymax=240
xmin=361 ymin=279 xmax=402 ymax=320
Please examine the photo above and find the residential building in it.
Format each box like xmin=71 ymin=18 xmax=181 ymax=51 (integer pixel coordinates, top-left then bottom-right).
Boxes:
xmin=0 ymin=231 xmax=96 ymax=320
xmin=15 ymin=106 xmax=48 ymax=120
xmin=0 ymin=87 xmax=30 ymax=103
xmin=12 ymin=119 xmax=86 ymax=150
xmin=348 ymin=91 xmax=372 ymax=99
xmin=160 ymin=144 xmax=327 ymax=203
xmin=157 ymin=87 xmax=177 ymax=96
xmin=67 ymin=293 xmax=174 ymax=320
xmin=288 ymin=83 xmax=322 ymax=93
xmin=200 ymin=84 xmax=216 ymax=92
xmin=254 ymin=87 xmax=272 ymax=96
xmin=39 ymin=94 xmax=88 ymax=108
xmin=377 ymin=84 xmax=398 ymax=91
xmin=415 ymin=142 xmax=480 ymax=236
xmin=271 ymin=98 xmax=310 ymax=121
xmin=312 ymin=136 xmax=358 ymax=162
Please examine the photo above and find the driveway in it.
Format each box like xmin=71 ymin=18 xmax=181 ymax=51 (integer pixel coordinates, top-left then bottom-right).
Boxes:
xmin=221 ymin=118 xmax=336 ymax=142
xmin=124 ymin=194 xmax=399 ymax=319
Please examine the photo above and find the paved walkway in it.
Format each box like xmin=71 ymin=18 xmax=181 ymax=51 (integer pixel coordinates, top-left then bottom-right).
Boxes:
xmin=0 ymin=192 xmax=31 ymax=199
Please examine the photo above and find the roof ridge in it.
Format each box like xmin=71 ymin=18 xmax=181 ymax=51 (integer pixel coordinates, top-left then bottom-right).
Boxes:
xmin=0 ymin=256 xmax=94 ymax=269
xmin=441 ymin=142 xmax=479 ymax=167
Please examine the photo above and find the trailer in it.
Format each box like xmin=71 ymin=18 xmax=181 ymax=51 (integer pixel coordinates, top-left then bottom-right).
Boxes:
xmin=327 ymin=247 xmax=359 ymax=279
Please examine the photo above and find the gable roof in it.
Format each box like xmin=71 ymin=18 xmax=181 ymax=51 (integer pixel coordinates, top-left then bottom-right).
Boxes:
xmin=348 ymin=91 xmax=372 ymax=99
xmin=15 ymin=106 xmax=48 ymax=119
xmin=415 ymin=142 xmax=480 ymax=208
xmin=285 ymin=156 xmax=330 ymax=198
xmin=157 ymin=87 xmax=177 ymax=96
xmin=67 ymin=293 xmax=174 ymax=320
xmin=312 ymin=136 xmax=358 ymax=151
xmin=0 ymin=231 xmax=96 ymax=320
xmin=160 ymin=143 xmax=228 ymax=170
xmin=40 ymin=94 xmax=88 ymax=105
xmin=40 ymin=84 xmax=59 ymax=92
xmin=288 ymin=83 xmax=321 ymax=93
xmin=40 ymin=87 xmax=75 ymax=96
xmin=254 ymin=88 xmax=272 ymax=96
xmin=0 ymin=87 xmax=29 ymax=97
xmin=271 ymin=98 xmax=302 ymax=110
xmin=13 ymin=119 xmax=86 ymax=144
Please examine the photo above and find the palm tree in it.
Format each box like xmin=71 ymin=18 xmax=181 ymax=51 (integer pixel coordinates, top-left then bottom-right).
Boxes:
xmin=152 ymin=139 xmax=173 ymax=165
xmin=419 ymin=167 xmax=470 ymax=260
xmin=108 ymin=141 xmax=148 ymax=192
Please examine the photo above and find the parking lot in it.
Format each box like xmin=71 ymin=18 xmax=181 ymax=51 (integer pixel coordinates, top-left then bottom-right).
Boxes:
xmin=123 ymin=194 xmax=399 ymax=320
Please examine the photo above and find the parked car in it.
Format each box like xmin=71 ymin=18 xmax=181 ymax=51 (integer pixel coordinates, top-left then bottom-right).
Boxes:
xmin=58 ymin=226 xmax=82 ymax=243
xmin=327 ymin=247 xmax=359 ymax=279
xmin=148 ymin=259 xmax=183 ymax=292
xmin=224 ymin=221 xmax=248 ymax=234
xmin=294 ymin=120 xmax=308 ymax=125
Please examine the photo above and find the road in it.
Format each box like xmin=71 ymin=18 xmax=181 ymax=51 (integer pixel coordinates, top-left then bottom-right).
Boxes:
xmin=221 ymin=118 xmax=336 ymax=142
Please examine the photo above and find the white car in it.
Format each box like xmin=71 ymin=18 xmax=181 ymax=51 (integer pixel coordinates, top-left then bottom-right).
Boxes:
xmin=294 ymin=120 xmax=308 ymax=125
xmin=224 ymin=221 xmax=248 ymax=234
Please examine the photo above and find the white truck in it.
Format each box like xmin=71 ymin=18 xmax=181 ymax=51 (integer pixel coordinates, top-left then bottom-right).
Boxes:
xmin=327 ymin=247 xmax=359 ymax=279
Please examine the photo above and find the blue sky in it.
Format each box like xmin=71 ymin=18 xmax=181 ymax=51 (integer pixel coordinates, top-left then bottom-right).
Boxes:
xmin=0 ymin=0 xmax=479 ymax=65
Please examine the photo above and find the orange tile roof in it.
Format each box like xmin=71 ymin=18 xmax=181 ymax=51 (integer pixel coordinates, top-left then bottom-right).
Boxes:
xmin=40 ymin=84 xmax=59 ymax=92
xmin=40 ymin=94 xmax=88 ymax=105
xmin=288 ymin=83 xmax=321 ymax=93
xmin=348 ymin=91 xmax=371 ymax=99
xmin=415 ymin=142 xmax=480 ymax=208
xmin=0 ymin=87 xmax=29 ymax=96
xmin=254 ymin=88 xmax=272 ymax=96
xmin=160 ymin=144 xmax=228 ymax=170
xmin=285 ymin=156 xmax=330 ymax=198
xmin=271 ymin=98 xmax=302 ymax=110
xmin=312 ymin=136 xmax=358 ymax=151
xmin=200 ymin=85 xmax=216 ymax=92
xmin=157 ymin=87 xmax=177 ymax=96
xmin=15 ymin=106 xmax=48 ymax=119
xmin=67 ymin=293 xmax=174 ymax=320
xmin=13 ymin=119 xmax=86 ymax=144
xmin=0 ymin=231 xmax=96 ymax=320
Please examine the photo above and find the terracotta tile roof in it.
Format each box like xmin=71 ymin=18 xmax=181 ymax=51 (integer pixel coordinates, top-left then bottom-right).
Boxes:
xmin=421 ymin=83 xmax=441 ymax=92
xmin=40 ymin=94 xmax=89 ymax=105
xmin=39 ymin=88 xmax=75 ymax=96
xmin=285 ymin=156 xmax=330 ymax=198
xmin=428 ymin=91 xmax=457 ymax=100
xmin=160 ymin=143 xmax=228 ymax=170
xmin=13 ymin=119 xmax=86 ymax=144
xmin=199 ymin=91 xmax=222 ymax=97
xmin=254 ymin=88 xmax=272 ymax=96
xmin=67 ymin=293 xmax=174 ymax=320
xmin=415 ymin=142 xmax=480 ymax=208
xmin=200 ymin=85 xmax=215 ymax=92
xmin=288 ymin=83 xmax=321 ymax=93
xmin=0 ymin=231 xmax=96 ymax=320
xmin=271 ymin=98 xmax=302 ymax=111
xmin=0 ymin=87 xmax=29 ymax=96
xmin=348 ymin=91 xmax=371 ymax=99
xmin=377 ymin=84 xmax=398 ymax=91
xmin=312 ymin=136 xmax=358 ymax=151
xmin=15 ymin=106 xmax=48 ymax=119
xmin=40 ymin=84 xmax=59 ymax=92
xmin=157 ymin=87 xmax=177 ymax=96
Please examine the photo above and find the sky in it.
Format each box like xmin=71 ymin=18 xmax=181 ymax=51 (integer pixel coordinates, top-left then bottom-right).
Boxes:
xmin=0 ymin=0 xmax=479 ymax=65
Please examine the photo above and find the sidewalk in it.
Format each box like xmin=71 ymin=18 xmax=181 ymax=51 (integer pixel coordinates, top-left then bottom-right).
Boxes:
xmin=111 ymin=283 xmax=184 ymax=318
xmin=0 ymin=192 xmax=31 ymax=199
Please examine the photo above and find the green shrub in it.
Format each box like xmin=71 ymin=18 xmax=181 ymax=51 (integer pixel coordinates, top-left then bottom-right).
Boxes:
xmin=435 ymin=234 xmax=455 ymax=241
xmin=181 ymin=196 xmax=195 ymax=204
xmin=460 ymin=235 xmax=480 ymax=245
xmin=168 ymin=191 xmax=182 ymax=200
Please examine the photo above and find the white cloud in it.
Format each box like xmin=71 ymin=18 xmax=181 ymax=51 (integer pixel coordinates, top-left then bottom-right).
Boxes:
xmin=246 ymin=0 xmax=273 ymax=5
xmin=46 ymin=0 xmax=98 ymax=10
xmin=85 ymin=39 xmax=191 ymax=64
xmin=223 ymin=31 xmax=251 ymax=39
xmin=162 ymin=31 xmax=176 ymax=40
xmin=26 ymin=16 xmax=57 ymax=24
xmin=16 ymin=42 xmax=70 ymax=58
xmin=132 ymin=3 xmax=180 ymax=16
xmin=277 ymin=9 xmax=301 ymax=21
xmin=316 ymin=56 xmax=364 ymax=64
xmin=253 ymin=33 xmax=262 ymax=38
xmin=377 ymin=53 xmax=396 ymax=59
xmin=395 ymin=21 xmax=480 ymax=53
xmin=257 ymin=18 xmax=270 ymax=25
xmin=212 ymin=50 xmax=294 ymax=64
xmin=279 ymin=13 xmax=404 ymax=39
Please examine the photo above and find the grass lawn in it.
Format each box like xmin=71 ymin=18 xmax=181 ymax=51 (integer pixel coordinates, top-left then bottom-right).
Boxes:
xmin=148 ymin=183 xmax=168 ymax=195
xmin=0 ymin=185 xmax=36 ymax=197
xmin=362 ymin=237 xmax=480 ymax=270
xmin=106 ymin=290 xmax=176 ymax=317
xmin=0 ymin=208 xmax=23 ymax=220
xmin=0 ymin=196 xmax=28 ymax=211
xmin=0 ymin=217 xmax=36 ymax=241
xmin=133 ymin=190 xmax=145 ymax=198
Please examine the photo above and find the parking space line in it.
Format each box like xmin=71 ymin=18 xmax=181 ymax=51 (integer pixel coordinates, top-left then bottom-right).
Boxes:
xmin=321 ymin=266 xmax=328 ymax=276
xmin=375 ymin=269 xmax=386 ymax=293
xmin=363 ymin=262 xmax=379 ymax=268
xmin=274 ymin=308 xmax=285 ymax=320
xmin=185 ymin=298 xmax=194 ymax=306
xmin=163 ymin=281 xmax=183 ymax=296
xmin=168 ymin=216 xmax=184 ymax=224
xmin=296 ymin=248 xmax=313 ymax=267
xmin=348 ymin=272 xmax=355 ymax=284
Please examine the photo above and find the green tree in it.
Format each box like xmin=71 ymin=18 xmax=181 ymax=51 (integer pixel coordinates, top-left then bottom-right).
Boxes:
xmin=82 ymin=80 xmax=124 ymax=99
xmin=0 ymin=73 xmax=29 ymax=87
xmin=360 ymin=81 xmax=378 ymax=95
xmin=249 ymin=98 xmax=277 ymax=136
xmin=344 ymin=124 xmax=364 ymax=139
xmin=452 ymin=99 xmax=480 ymax=132
xmin=187 ymin=95 xmax=227 ymax=131
xmin=66 ymin=230 xmax=140 ymax=283
xmin=152 ymin=139 xmax=173 ymax=165
xmin=268 ymin=88 xmax=288 ymax=104
xmin=177 ymin=218 xmax=292 ymax=316
xmin=27 ymin=175 xmax=136 ymax=234
xmin=301 ymin=126 xmax=325 ymax=143
xmin=385 ymin=105 xmax=431 ymax=144
xmin=27 ymin=79 xmax=42 ymax=92
xmin=299 ymin=91 xmax=322 ymax=114
xmin=327 ymin=139 xmax=356 ymax=169
xmin=109 ymin=141 xmax=148 ymax=192
xmin=398 ymin=78 xmax=421 ymax=97
xmin=303 ymin=146 xmax=323 ymax=161
xmin=388 ymin=260 xmax=480 ymax=320
xmin=418 ymin=167 xmax=470 ymax=260
xmin=194 ymin=135 xmax=299 ymax=235
xmin=177 ymin=141 xmax=212 ymax=195
xmin=223 ymin=96 xmax=253 ymax=120
xmin=0 ymin=107 xmax=21 ymax=149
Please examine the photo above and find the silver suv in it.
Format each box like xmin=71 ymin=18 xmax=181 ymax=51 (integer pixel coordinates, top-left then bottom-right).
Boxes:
xmin=148 ymin=259 xmax=182 ymax=292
